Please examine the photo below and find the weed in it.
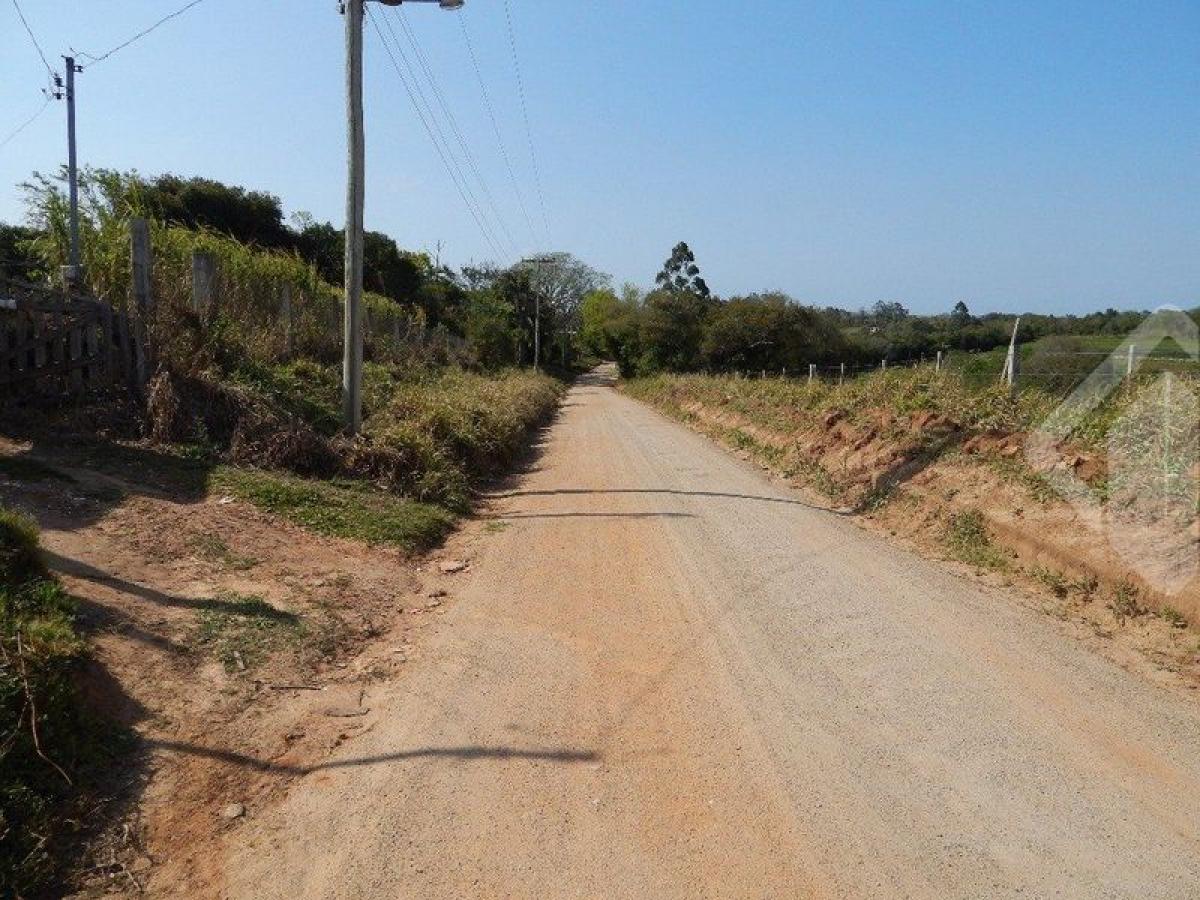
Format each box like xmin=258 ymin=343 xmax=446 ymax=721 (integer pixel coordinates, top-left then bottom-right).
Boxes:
xmin=1071 ymin=572 xmax=1099 ymax=600
xmin=484 ymin=520 xmax=510 ymax=534
xmin=1 ymin=507 xmax=116 ymax=896
xmin=1159 ymin=606 xmax=1189 ymax=630
xmin=1108 ymin=581 xmax=1145 ymax=625
xmin=187 ymin=533 xmax=258 ymax=571
xmin=1030 ymin=566 xmax=1069 ymax=598
xmin=210 ymin=466 xmax=455 ymax=553
xmin=192 ymin=591 xmax=302 ymax=672
xmin=943 ymin=509 xmax=1008 ymax=570
xmin=983 ymin=453 xmax=1057 ymax=503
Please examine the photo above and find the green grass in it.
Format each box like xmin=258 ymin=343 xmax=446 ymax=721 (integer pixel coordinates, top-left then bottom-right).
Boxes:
xmin=210 ymin=466 xmax=456 ymax=553
xmin=1 ymin=508 xmax=113 ymax=897
xmin=943 ymin=509 xmax=1009 ymax=570
xmin=192 ymin=591 xmax=303 ymax=672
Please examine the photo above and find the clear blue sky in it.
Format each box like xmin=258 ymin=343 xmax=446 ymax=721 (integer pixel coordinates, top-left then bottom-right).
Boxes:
xmin=2 ymin=1 xmax=1196 ymax=314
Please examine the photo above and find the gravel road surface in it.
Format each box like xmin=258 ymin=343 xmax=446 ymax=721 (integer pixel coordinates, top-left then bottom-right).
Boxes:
xmin=226 ymin=367 xmax=1200 ymax=899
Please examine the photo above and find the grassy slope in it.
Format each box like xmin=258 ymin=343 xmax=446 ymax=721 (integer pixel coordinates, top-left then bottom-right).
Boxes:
xmin=0 ymin=509 xmax=103 ymax=896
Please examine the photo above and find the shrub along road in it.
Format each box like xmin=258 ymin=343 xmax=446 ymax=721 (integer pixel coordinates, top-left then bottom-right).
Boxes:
xmin=225 ymin=366 xmax=1200 ymax=899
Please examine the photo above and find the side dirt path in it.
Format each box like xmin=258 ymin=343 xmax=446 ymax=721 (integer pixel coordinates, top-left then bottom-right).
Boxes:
xmin=220 ymin=368 xmax=1200 ymax=900
xmin=0 ymin=439 xmax=463 ymax=897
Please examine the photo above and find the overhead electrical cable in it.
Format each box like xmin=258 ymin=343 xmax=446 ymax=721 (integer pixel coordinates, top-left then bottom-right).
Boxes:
xmin=374 ymin=9 xmax=505 ymax=259
xmin=10 ymin=0 xmax=55 ymax=79
xmin=458 ymin=11 xmax=536 ymax=243
xmin=75 ymin=0 xmax=206 ymax=69
xmin=503 ymin=0 xmax=550 ymax=239
xmin=0 ymin=95 xmax=51 ymax=151
xmin=395 ymin=5 xmax=517 ymax=253
xmin=367 ymin=7 xmax=505 ymax=260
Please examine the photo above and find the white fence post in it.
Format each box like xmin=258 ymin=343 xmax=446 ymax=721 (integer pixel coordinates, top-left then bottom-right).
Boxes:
xmin=839 ymin=362 xmax=845 ymax=385
xmin=935 ymin=350 xmax=942 ymax=372
xmin=808 ymin=363 xmax=815 ymax=384
xmin=1001 ymin=316 xmax=1021 ymax=395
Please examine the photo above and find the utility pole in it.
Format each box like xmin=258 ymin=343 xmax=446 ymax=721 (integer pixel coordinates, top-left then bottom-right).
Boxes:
xmin=533 ymin=291 xmax=541 ymax=371
xmin=340 ymin=0 xmax=463 ymax=432
xmin=343 ymin=1 xmax=366 ymax=433
xmin=52 ymin=57 xmax=84 ymax=284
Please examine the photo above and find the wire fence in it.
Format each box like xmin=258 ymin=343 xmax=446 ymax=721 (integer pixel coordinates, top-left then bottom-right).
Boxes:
xmin=725 ymin=347 xmax=1200 ymax=400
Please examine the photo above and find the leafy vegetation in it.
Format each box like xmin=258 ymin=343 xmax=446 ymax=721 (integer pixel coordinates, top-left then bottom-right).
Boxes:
xmin=192 ymin=592 xmax=303 ymax=672
xmin=1 ymin=508 xmax=107 ymax=896
xmin=210 ymin=468 xmax=457 ymax=552
xmin=943 ymin=510 xmax=1009 ymax=570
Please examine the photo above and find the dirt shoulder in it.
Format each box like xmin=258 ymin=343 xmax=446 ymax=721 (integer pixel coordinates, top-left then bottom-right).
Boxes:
xmin=0 ymin=435 xmax=480 ymax=897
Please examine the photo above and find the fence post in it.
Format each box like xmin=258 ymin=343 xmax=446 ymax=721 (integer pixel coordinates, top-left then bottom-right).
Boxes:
xmin=936 ymin=350 xmax=942 ymax=372
xmin=1001 ymin=316 xmax=1021 ymax=396
xmin=881 ymin=358 xmax=887 ymax=371
xmin=1125 ymin=343 xmax=1136 ymax=396
xmin=130 ymin=218 xmax=153 ymax=394
xmin=191 ymin=251 xmax=216 ymax=322
xmin=280 ymin=283 xmax=293 ymax=358
xmin=808 ymin=363 xmax=815 ymax=384
xmin=839 ymin=362 xmax=845 ymax=385
xmin=100 ymin=302 xmax=115 ymax=383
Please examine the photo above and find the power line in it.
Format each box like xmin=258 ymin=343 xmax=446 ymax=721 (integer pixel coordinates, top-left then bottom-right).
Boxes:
xmin=75 ymin=0 xmax=206 ymax=70
xmin=367 ymin=8 xmax=505 ymax=260
xmin=459 ymin=11 xmax=535 ymax=244
xmin=10 ymin=0 xmax=55 ymax=79
xmin=394 ymin=6 xmax=516 ymax=253
xmin=0 ymin=95 xmax=51 ymax=151
xmin=503 ymin=0 xmax=550 ymax=239
xmin=374 ymin=9 xmax=505 ymax=259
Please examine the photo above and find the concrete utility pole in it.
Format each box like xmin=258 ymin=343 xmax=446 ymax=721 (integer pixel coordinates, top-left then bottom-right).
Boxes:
xmin=341 ymin=0 xmax=464 ymax=433
xmin=534 ymin=292 xmax=541 ymax=371
xmin=343 ymin=0 xmax=366 ymax=433
xmin=61 ymin=56 xmax=83 ymax=283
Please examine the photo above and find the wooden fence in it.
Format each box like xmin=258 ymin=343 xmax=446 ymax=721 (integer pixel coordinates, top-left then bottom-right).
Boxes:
xmin=0 ymin=279 xmax=143 ymax=399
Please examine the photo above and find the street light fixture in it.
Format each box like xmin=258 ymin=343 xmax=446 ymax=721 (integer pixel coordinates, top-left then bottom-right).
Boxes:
xmin=342 ymin=0 xmax=463 ymax=434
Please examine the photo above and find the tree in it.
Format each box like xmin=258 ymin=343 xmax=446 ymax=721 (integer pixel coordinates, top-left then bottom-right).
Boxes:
xmin=143 ymin=174 xmax=292 ymax=248
xmin=639 ymin=289 xmax=709 ymax=373
xmin=701 ymin=293 xmax=849 ymax=372
xmin=871 ymin=300 xmax=909 ymax=323
xmin=514 ymin=252 xmax=610 ymax=366
xmin=465 ymin=288 xmax=519 ymax=369
xmin=655 ymin=241 xmax=709 ymax=297
xmin=951 ymin=300 xmax=972 ymax=325
xmin=0 ymin=223 xmax=41 ymax=280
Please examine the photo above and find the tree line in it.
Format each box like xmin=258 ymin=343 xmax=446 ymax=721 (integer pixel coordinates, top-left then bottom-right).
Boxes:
xmin=3 ymin=171 xmax=1184 ymax=378
xmin=1 ymin=169 xmax=609 ymax=371
xmin=581 ymin=242 xmax=1180 ymax=377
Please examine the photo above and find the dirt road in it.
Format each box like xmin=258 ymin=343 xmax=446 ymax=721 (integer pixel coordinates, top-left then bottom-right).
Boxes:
xmin=225 ymin=368 xmax=1200 ymax=899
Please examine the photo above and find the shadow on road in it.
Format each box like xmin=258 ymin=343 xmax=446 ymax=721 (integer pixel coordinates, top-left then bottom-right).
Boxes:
xmin=146 ymin=739 xmax=599 ymax=775
xmin=485 ymin=487 xmax=820 ymax=510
